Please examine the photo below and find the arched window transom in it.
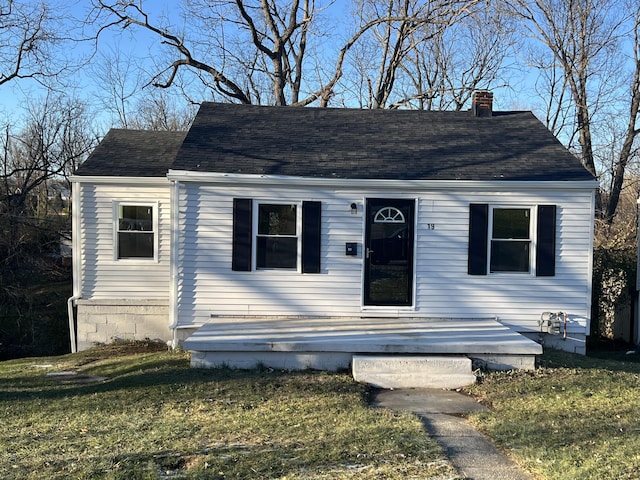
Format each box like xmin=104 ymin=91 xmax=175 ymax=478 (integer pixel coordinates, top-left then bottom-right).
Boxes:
xmin=374 ymin=206 xmax=405 ymax=223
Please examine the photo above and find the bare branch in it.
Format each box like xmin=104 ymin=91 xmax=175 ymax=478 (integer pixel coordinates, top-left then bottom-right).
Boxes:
xmin=95 ymin=1 xmax=251 ymax=103
xmin=605 ymin=6 xmax=640 ymax=221
xmin=92 ymin=0 xmax=488 ymax=108
xmin=0 ymin=1 xmax=48 ymax=85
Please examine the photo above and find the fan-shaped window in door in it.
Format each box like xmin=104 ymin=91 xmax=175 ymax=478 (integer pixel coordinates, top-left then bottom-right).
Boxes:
xmin=374 ymin=206 xmax=406 ymax=223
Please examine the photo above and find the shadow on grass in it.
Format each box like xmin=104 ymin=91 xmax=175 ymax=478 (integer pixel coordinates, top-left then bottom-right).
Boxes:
xmin=0 ymin=354 xmax=360 ymax=404
xmin=0 ymin=351 xmax=389 ymax=479
xmin=538 ymin=347 xmax=640 ymax=374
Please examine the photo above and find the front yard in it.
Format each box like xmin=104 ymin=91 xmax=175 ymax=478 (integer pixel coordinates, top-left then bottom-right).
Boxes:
xmin=0 ymin=343 xmax=458 ymax=480
xmin=3 ymin=342 xmax=640 ymax=479
xmin=466 ymin=349 xmax=640 ymax=479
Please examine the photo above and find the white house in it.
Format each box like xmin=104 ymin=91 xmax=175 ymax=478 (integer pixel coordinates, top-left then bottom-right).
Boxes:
xmin=70 ymin=92 xmax=597 ymax=379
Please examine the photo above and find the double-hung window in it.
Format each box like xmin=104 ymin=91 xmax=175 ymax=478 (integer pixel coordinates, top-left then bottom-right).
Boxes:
xmin=232 ymin=198 xmax=321 ymax=273
xmin=490 ymin=207 xmax=532 ymax=273
xmin=468 ymin=203 xmax=556 ymax=277
xmin=256 ymin=203 xmax=299 ymax=270
xmin=115 ymin=203 xmax=157 ymax=260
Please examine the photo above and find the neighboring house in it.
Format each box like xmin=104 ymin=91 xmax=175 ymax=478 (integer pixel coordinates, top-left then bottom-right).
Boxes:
xmin=70 ymin=92 xmax=597 ymax=376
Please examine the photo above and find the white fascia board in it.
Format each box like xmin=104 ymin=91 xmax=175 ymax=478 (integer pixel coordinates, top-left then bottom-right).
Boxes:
xmin=70 ymin=175 xmax=169 ymax=185
xmin=167 ymin=170 xmax=599 ymax=191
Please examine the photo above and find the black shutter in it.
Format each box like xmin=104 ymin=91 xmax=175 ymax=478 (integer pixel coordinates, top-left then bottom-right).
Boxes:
xmin=232 ymin=198 xmax=252 ymax=271
xmin=536 ymin=205 xmax=556 ymax=277
xmin=468 ymin=204 xmax=488 ymax=275
xmin=302 ymin=201 xmax=322 ymax=273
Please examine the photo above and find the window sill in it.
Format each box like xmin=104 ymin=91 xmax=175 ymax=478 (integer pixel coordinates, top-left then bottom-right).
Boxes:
xmin=253 ymin=268 xmax=300 ymax=274
xmin=110 ymin=258 xmax=160 ymax=265
xmin=488 ymin=271 xmax=534 ymax=276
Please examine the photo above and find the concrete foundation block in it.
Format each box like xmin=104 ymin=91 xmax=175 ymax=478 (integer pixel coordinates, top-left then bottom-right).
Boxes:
xmin=352 ymin=355 xmax=476 ymax=389
xmin=84 ymin=314 xmax=108 ymax=324
xmin=76 ymin=300 xmax=170 ymax=351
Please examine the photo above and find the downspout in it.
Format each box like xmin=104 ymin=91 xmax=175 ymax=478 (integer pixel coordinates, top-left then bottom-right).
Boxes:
xmin=168 ymin=178 xmax=180 ymax=348
xmin=67 ymin=296 xmax=78 ymax=353
xmin=67 ymin=179 xmax=81 ymax=353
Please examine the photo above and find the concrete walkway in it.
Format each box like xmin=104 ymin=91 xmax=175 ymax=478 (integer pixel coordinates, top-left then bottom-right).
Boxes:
xmin=371 ymin=389 xmax=535 ymax=480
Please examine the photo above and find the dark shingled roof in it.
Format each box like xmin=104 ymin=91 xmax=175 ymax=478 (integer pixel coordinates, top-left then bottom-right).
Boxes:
xmin=174 ymin=103 xmax=594 ymax=181
xmin=78 ymin=103 xmax=595 ymax=182
xmin=75 ymin=129 xmax=187 ymax=177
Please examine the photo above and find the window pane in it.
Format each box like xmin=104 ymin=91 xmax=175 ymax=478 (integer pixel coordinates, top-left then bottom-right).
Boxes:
xmin=119 ymin=205 xmax=153 ymax=231
xmin=492 ymin=209 xmax=529 ymax=239
xmin=258 ymin=204 xmax=297 ymax=235
xmin=257 ymin=237 xmax=297 ymax=269
xmin=490 ymin=240 xmax=530 ymax=272
xmin=118 ymin=232 xmax=154 ymax=258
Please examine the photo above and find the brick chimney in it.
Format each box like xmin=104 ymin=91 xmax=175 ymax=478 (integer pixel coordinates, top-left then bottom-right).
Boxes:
xmin=472 ymin=90 xmax=493 ymax=117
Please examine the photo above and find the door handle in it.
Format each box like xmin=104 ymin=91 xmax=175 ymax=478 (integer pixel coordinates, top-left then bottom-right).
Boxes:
xmin=366 ymin=248 xmax=374 ymax=259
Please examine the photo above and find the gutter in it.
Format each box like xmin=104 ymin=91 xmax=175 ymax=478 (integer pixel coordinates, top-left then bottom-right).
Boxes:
xmin=166 ymin=170 xmax=600 ymax=191
xmin=69 ymin=175 xmax=168 ymax=185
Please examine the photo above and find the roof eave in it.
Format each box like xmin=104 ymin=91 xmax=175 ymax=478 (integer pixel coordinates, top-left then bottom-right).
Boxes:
xmin=166 ymin=170 xmax=599 ymax=190
xmin=70 ymin=175 xmax=170 ymax=185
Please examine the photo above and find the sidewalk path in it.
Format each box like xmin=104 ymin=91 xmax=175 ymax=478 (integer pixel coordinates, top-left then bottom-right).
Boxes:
xmin=371 ymin=389 xmax=535 ymax=480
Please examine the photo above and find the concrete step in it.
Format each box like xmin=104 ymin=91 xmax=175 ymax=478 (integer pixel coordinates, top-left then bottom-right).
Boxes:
xmin=352 ymin=355 xmax=476 ymax=389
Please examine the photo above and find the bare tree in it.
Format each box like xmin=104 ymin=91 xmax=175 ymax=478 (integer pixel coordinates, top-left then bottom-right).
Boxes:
xmin=91 ymin=45 xmax=144 ymax=129
xmin=91 ymin=0 xmax=486 ymax=107
xmin=394 ymin=4 xmax=516 ymax=110
xmin=349 ymin=0 xmax=488 ymax=109
xmin=128 ymin=92 xmax=197 ymax=131
xmin=91 ymin=46 xmax=196 ymax=131
xmin=0 ymin=95 xmax=96 ymax=357
xmin=604 ymin=6 xmax=640 ymax=222
xmin=512 ymin=0 xmax=631 ymax=219
xmin=0 ymin=0 xmax=66 ymax=86
xmin=92 ymin=0 xmax=320 ymax=105
xmin=1 ymin=94 xmax=96 ymax=266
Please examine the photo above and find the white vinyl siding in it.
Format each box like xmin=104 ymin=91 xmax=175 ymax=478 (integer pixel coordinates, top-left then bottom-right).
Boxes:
xmin=175 ymin=183 xmax=594 ymax=335
xmin=76 ymin=181 xmax=171 ymax=299
xmin=414 ymin=190 xmax=593 ymax=332
xmin=176 ymin=185 xmax=363 ymax=325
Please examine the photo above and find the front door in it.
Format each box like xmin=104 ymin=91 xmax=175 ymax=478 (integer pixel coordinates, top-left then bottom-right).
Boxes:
xmin=364 ymin=198 xmax=415 ymax=306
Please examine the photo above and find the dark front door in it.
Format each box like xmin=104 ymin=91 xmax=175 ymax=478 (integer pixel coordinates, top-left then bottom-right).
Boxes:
xmin=364 ymin=198 xmax=415 ymax=306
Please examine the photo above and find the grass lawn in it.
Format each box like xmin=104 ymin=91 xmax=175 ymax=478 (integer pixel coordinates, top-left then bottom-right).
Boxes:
xmin=466 ymin=349 xmax=640 ymax=480
xmin=6 ymin=343 xmax=640 ymax=480
xmin=0 ymin=343 xmax=459 ymax=480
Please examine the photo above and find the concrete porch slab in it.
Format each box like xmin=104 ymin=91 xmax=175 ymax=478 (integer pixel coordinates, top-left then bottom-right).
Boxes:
xmin=183 ymin=317 xmax=542 ymax=372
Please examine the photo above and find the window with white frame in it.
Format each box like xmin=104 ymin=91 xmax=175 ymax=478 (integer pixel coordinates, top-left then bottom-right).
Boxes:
xmin=115 ymin=203 xmax=156 ymax=260
xmin=489 ymin=207 xmax=531 ymax=273
xmin=255 ymin=202 xmax=299 ymax=269
xmin=469 ymin=204 xmax=556 ymax=277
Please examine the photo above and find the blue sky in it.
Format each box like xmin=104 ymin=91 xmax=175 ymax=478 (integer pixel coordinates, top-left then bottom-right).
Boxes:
xmin=0 ymin=0 xmax=559 ymax=130
xmin=0 ymin=1 xmax=182 ymax=126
